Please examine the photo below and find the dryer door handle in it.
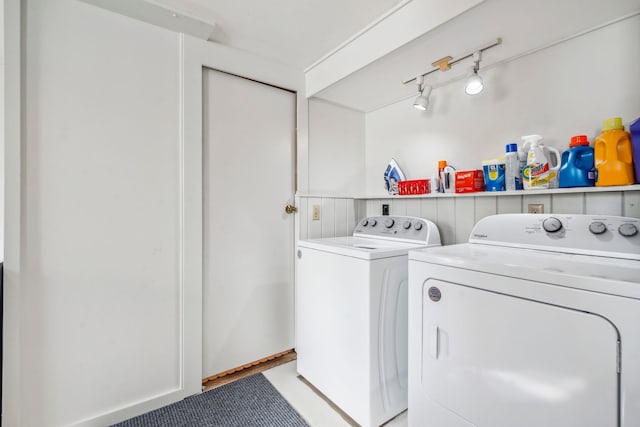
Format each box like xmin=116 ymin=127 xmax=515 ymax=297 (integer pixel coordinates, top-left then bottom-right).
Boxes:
xmin=429 ymin=325 xmax=440 ymax=359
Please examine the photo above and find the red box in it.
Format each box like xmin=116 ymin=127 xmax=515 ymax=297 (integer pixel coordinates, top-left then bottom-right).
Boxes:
xmin=455 ymin=170 xmax=485 ymax=193
xmin=398 ymin=179 xmax=430 ymax=195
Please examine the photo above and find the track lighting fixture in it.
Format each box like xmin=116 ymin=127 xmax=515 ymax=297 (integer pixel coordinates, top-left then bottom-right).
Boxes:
xmin=465 ymin=51 xmax=484 ymax=95
xmin=413 ymin=76 xmax=432 ymax=111
xmin=402 ymin=38 xmax=501 ymax=106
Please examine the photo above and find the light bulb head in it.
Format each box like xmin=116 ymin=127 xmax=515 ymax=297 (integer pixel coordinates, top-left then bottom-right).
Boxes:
xmin=413 ymin=95 xmax=429 ymax=110
xmin=413 ymin=85 xmax=432 ymax=110
xmin=465 ymin=70 xmax=484 ymax=95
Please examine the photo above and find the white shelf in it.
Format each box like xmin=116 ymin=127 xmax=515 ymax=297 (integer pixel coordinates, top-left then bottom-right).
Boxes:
xmin=353 ymin=184 xmax=640 ymax=200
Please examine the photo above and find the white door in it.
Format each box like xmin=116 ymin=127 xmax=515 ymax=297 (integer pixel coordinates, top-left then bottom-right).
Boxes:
xmin=202 ymin=68 xmax=296 ymax=378
xmin=421 ymin=278 xmax=619 ymax=427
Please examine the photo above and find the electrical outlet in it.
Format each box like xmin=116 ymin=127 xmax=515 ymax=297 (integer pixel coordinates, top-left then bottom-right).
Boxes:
xmin=528 ymin=203 xmax=544 ymax=214
xmin=382 ymin=204 xmax=390 ymax=216
xmin=312 ymin=205 xmax=320 ymax=221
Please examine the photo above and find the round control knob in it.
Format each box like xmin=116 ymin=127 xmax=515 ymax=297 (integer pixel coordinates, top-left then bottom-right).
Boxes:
xmin=618 ymin=223 xmax=638 ymax=237
xmin=542 ymin=217 xmax=563 ymax=233
xmin=369 ymin=219 xmax=377 ymax=227
xmin=361 ymin=219 xmax=369 ymax=227
xmin=384 ymin=218 xmax=395 ymax=228
xmin=588 ymin=221 xmax=607 ymax=235
xmin=413 ymin=222 xmax=423 ymax=231
xmin=403 ymin=220 xmax=412 ymax=230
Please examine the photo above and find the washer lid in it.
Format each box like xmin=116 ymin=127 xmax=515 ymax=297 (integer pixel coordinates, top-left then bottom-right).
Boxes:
xmin=298 ymin=236 xmax=435 ymax=260
xmin=409 ymin=243 xmax=640 ymax=298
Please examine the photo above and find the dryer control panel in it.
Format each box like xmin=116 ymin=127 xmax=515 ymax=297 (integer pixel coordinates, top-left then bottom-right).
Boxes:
xmin=354 ymin=216 xmax=441 ymax=245
xmin=469 ymin=214 xmax=640 ymax=260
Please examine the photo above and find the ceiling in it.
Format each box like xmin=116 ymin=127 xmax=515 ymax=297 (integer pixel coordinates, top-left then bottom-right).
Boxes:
xmin=149 ymin=0 xmax=406 ymax=69
xmin=84 ymin=0 xmax=640 ymax=112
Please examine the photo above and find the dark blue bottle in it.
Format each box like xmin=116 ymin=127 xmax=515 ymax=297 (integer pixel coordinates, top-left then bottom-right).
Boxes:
xmin=559 ymin=135 xmax=596 ymax=188
xmin=631 ymin=117 xmax=640 ymax=183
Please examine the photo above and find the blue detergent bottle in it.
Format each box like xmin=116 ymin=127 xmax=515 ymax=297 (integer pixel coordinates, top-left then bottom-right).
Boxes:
xmin=559 ymin=135 xmax=596 ymax=188
xmin=631 ymin=117 xmax=640 ymax=182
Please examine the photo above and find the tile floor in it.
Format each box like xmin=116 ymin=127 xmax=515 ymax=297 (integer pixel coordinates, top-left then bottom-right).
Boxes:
xmin=262 ymin=360 xmax=407 ymax=427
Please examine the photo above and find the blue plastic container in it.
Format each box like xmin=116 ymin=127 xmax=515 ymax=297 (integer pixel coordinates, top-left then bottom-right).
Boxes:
xmin=559 ymin=135 xmax=596 ymax=188
xmin=631 ymin=117 xmax=640 ymax=183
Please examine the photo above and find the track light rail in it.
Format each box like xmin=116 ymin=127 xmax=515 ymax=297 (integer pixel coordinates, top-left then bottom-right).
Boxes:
xmin=402 ymin=38 xmax=502 ymax=85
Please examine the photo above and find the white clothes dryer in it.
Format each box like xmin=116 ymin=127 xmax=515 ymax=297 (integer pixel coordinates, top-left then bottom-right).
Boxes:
xmin=408 ymin=214 xmax=640 ymax=427
xmin=296 ymin=216 xmax=441 ymax=427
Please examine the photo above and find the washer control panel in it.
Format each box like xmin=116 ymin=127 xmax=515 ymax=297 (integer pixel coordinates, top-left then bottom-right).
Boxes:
xmin=469 ymin=214 xmax=640 ymax=260
xmin=354 ymin=216 xmax=440 ymax=244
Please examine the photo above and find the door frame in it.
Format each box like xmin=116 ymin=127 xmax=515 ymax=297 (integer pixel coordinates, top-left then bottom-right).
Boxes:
xmin=181 ymin=34 xmax=308 ymax=396
xmin=3 ymin=0 xmax=23 ymax=424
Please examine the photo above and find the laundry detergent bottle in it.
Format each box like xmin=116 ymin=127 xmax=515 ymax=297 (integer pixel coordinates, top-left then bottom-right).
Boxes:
xmin=522 ymin=135 xmax=561 ymax=190
xmin=631 ymin=117 xmax=640 ymax=183
xmin=595 ymin=117 xmax=635 ymax=186
xmin=559 ymin=135 xmax=596 ymax=188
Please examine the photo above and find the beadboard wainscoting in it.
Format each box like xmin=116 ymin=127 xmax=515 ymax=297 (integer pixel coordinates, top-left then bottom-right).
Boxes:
xmin=297 ymin=188 xmax=640 ymax=245
xmin=296 ymin=196 xmax=361 ymax=241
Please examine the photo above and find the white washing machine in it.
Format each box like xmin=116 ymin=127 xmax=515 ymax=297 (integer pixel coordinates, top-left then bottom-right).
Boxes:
xmin=296 ymin=216 xmax=441 ymax=427
xmin=408 ymin=214 xmax=640 ymax=427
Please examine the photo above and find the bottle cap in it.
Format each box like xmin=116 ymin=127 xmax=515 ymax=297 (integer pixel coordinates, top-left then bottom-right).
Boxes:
xmin=506 ymin=143 xmax=518 ymax=153
xmin=438 ymin=160 xmax=447 ymax=168
xmin=602 ymin=117 xmax=623 ymax=131
xmin=569 ymin=135 xmax=589 ymax=147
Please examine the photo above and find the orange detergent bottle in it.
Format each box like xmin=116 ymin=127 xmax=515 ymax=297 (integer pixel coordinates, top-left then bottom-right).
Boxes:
xmin=594 ymin=117 xmax=635 ymax=186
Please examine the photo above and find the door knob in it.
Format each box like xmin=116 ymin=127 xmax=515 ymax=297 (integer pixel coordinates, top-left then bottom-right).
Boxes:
xmin=285 ymin=204 xmax=298 ymax=214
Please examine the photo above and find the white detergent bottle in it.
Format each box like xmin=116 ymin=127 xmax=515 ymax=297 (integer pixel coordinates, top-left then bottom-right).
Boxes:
xmin=522 ymin=135 xmax=561 ymax=190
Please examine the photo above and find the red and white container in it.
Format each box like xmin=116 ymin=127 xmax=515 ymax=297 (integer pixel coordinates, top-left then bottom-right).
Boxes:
xmin=398 ymin=179 xmax=430 ymax=195
xmin=455 ymin=170 xmax=485 ymax=193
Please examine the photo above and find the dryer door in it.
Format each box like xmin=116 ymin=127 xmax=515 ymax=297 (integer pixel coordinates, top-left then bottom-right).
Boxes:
xmin=422 ymin=278 xmax=619 ymax=427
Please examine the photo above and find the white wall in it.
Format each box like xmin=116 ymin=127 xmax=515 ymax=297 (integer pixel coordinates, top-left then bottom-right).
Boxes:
xmin=308 ymin=99 xmax=365 ymax=195
xmin=365 ymin=15 xmax=640 ymax=195
xmin=5 ymin=0 xmax=307 ymax=426
xmin=19 ymin=1 xmax=181 ymax=425
xmin=296 ymin=195 xmax=361 ymax=240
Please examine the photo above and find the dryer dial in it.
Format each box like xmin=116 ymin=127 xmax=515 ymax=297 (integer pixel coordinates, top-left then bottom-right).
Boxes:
xmin=384 ymin=218 xmax=395 ymax=228
xmin=361 ymin=219 xmax=369 ymax=227
xmin=413 ymin=222 xmax=423 ymax=231
xmin=618 ymin=223 xmax=638 ymax=237
xmin=370 ymin=219 xmax=377 ymax=227
xmin=588 ymin=221 xmax=607 ymax=235
xmin=542 ymin=217 xmax=563 ymax=233
xmin=403 ymin=220 xmax=412 ymax=230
